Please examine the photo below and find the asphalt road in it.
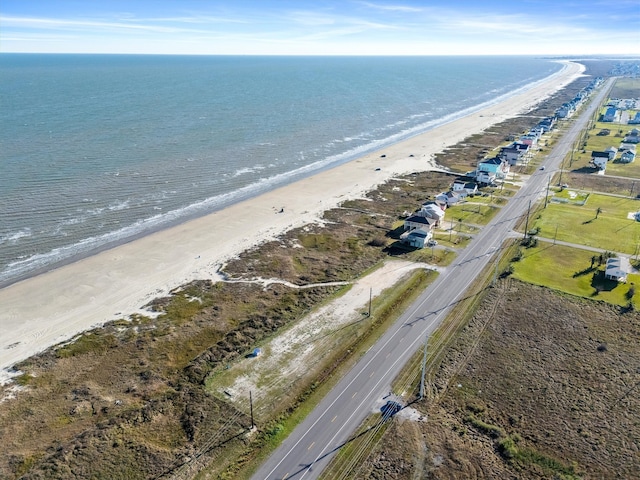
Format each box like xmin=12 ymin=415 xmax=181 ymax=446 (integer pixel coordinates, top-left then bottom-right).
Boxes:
xmin=251 ymin=78 xmax=614 ymax=480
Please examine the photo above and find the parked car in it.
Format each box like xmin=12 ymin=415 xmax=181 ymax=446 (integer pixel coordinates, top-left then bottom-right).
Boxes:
xmin=427 ymin=239 xmax=438 ymax=247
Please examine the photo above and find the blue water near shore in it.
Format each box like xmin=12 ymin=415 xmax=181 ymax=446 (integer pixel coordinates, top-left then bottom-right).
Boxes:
xmin=0 ymin=55 xmax=561 ymax=286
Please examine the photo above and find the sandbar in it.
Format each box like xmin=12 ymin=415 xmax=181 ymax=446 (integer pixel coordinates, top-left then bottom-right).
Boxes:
xmin=0 ymin=61 xmax=584 ymax=380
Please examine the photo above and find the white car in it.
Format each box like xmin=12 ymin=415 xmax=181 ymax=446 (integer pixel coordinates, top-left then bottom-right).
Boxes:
xmin=427 ymin=239 xmax=438 ymax=247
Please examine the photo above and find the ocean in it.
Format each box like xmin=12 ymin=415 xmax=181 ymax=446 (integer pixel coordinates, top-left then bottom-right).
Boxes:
xmin=0 ymin=55 xmax=561 ymax=287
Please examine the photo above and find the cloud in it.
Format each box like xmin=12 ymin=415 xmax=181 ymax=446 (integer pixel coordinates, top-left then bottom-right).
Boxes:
xmin=358 ymin=1 xmax=423 ymax=13
xmin=1 ymin=15 xmax=195 ymax=34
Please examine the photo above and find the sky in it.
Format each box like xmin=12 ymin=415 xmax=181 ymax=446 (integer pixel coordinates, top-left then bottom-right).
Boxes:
xmin=1 ymin=0 xmax=638 ymax=56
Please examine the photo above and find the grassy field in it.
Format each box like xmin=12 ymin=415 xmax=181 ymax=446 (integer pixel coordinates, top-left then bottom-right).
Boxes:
xmin=532 ymin=192 xmax=640 ymax=254
xmin=511 ymin=243 xmax=639 ymax=306
xmin=445 ymin=202 xmax=500 ymax=225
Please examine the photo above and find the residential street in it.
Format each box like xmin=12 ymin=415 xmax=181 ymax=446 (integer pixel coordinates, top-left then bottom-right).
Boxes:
xmin=251 ymin=78 xmax=614 ymax=480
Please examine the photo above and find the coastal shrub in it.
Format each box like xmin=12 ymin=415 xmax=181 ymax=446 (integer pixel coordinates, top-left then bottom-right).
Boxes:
xmin=368 ymin=237 xmax=387 ymax=247
xmin=56 ymin=332 xmax=118 ymax=358
xmin=464 ymin=413 xmax=504 ymax=438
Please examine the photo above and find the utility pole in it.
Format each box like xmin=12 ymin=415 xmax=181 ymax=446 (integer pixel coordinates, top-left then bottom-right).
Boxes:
xmin=368 ymin=287 xmax=372 ymax=317
xmin=554 ymin=225 xmax=558 ymax=245
xmin=544 ymin=175 xmax=551 ymax=208
xmin=524 ymin=199 xmax=532 ymax=239
xmin=419 ymin=337 xmax=428 ymax=399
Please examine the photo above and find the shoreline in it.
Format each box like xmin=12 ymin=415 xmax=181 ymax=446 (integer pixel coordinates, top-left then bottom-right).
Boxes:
xmin=0 ymin=60 xmax=584 ymax=379
xmin=0 ymin=61 xmax=563 ymax=291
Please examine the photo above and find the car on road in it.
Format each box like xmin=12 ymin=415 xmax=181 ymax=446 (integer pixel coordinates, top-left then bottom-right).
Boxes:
xmin=540 ymin=166 xmax=546 ymax=170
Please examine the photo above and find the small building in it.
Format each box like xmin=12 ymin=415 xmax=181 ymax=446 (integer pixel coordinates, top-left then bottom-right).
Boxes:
xmin=624 ymin=128 xmax=640 ymax=144
xmin=620 ymin=149 xmax=636 ymax=163
xmin=452 ymin=179 xmax=478 ymax=196
xmin=605 ymin=257 xmax=630 ymax=282
xmin=602 ymin=106 xmax=617 ymax=122
xmin=417 ymin=203 xmax=445 ymax=225
xmin=476 ymin=157 xmax=509 ymax=184
xmin=403 ymin=215 xmax=432 ymax=232
xmin=605 ymin=146 xmax=618 ymax=160
xmin=435 ymin=191 xmax=462 ymax=207
xmin=401 ymin=228 xmax=431 ymax=248
xmin=591 ymin=151 xmax=611 ymax=166
xmin=499 ymin=145 xmax=523 ymax=165
xmin=629 ymin=112 xmax=640 ymax=125
xmin=593 ymin=156 xmax=608 ymax=170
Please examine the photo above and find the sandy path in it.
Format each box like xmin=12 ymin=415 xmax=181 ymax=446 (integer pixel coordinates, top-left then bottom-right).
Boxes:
xmin=216 ymin=259 xmax=435 ymax=413
xmin=0 ymin=61 xmax=584 ymax=380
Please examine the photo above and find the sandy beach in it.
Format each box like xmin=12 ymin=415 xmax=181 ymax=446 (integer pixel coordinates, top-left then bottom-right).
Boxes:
xmin=0 ymin=61 xmax=584 ymax=380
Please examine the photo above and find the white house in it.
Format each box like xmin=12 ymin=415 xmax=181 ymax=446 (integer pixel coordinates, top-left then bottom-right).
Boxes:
xmin=620 ymin=149 xmax=636 ymax=163
xmin=605 ymin=146 xmax=618 ymax=160
xmin=451 ymin=179 xmax=478 ymax=196
xmin=403 ymin=215 xmax=433 ymax=232
xmin=605 ymin=257 xmax=630 ymax=282
xmin=435 ymin=191 xmax=462 ymax=207
xmin=417 ymin=203 xmax=445 ymax=225
xmin=476 ymin=157 xmax=510 ymax=184
xmin=400 ymin=228 xmax=432 ymax=248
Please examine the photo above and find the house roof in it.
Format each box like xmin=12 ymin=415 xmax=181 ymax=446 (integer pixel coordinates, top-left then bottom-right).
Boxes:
xmin=404 ymin=215 xmax=431 ymax=225
xmin=421 ymin=204 xmax=445 ymax=219
xmin=479 ymin=157 xmax=502 ymax=166
xmin=407 ymin=229 xmax=429 ymax=239
xmin=605 ymin=257 xmax=630 ymax=279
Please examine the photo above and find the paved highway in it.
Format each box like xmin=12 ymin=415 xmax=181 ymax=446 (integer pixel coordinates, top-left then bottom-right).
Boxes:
xmin=251 ymin=78 xmax=613 ymax=480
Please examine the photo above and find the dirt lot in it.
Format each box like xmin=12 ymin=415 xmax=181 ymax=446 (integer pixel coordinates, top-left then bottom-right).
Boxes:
xmin=360 ymin=279 xmax=640 ymax=479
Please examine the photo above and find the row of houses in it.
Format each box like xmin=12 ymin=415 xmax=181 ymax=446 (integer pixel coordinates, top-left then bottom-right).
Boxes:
xmin=603 ymin=97 xmax=640 ymax=124
xmin=493 ymin=116 xmax=557 ymax=175
xmin=401 ymin=177 xmax=482 ymax=248
xmin=591 ymin=128 xmax=638 ymax=170
xmin=556 ymin=77 xmax=603 ymax=119
xmin=602 ymin=106 xmax=640 ymax=124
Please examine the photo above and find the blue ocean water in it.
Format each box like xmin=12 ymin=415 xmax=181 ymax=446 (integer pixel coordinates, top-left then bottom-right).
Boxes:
xmin=0 ymin=55 xmax=561 ymax=286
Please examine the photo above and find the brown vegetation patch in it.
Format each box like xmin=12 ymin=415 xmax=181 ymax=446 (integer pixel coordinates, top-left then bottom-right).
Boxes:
xmin=364 ymin=280 xmax=640 ymax=479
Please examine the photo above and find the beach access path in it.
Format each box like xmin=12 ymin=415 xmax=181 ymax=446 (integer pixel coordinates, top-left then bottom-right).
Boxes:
xmin=0 ymin=61 xmax=583 ymax=381
xmin=251 ymin=75 xmax=613 ymax=480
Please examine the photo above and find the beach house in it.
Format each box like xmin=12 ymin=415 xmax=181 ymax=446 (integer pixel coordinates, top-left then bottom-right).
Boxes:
xmin=403 ymin=215 xmax=433 ymax=232
xmin=591 ymin=151 xmax=609 ymax=170
xmin=401 ymin=228 xmax=431 ymax=249
xmin=624 ymin=128 xmax=640 ymax=144
xmin=605 ymin=257 xmax=630 ymax=282
xmin=620 ymin=149 xmax=636 ymax=163
xmin=476 ymin=157 xmax=509 ymax=184
xmin=605 ymin=146 xmax=618 ymax=160
xmin=435 ymin=191 xmax=462 ymax=207
xmin=451 ymin=179 xmax=478 ymax=196
xmin=602 ymin=106 xmax=617 ymax=122
xmin=499 ymin=145 xmax=524 ymax=165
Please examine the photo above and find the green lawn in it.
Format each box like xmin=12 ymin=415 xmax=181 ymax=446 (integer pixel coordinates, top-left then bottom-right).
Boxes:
xmin=532 ymin=193 xmax=640 ymax=254
xmin=512 ymin=243 xmax=639 ymax=307
xmin=445 ymin=202 xmax=500 ymax=225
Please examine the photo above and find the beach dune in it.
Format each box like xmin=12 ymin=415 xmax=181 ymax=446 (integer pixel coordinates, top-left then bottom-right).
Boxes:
xmin=0 ymin=61 xmax=584 ymax=380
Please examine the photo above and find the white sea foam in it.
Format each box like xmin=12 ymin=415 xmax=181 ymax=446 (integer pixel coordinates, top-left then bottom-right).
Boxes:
xmin=0 ymin=55 xmax=565 ymax=286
